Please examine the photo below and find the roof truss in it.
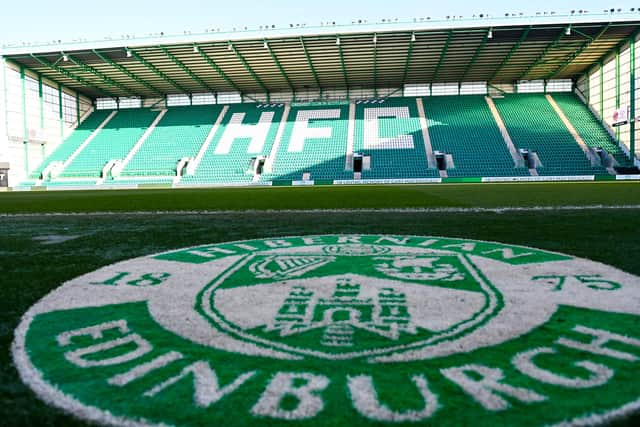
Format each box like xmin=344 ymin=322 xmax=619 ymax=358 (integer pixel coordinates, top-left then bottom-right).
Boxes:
xmin=30 ymin=54 xmax=117 ymax=98
xmin=432 ymin=30 xmax=453 ymax=81
xmin=129 ymin=48 xmax=189 ymax=94
xmin=229 ymin=42 xmax=269 ymax=94
xmin=3 ymin=20 xmax=636 ymax=100
xmin=489 ymin=26 xmax=531 ymax=82
xmin=66 ymin=54 xmax=137 ymax=97
xmin=265 ymin=40 xmax=295 ymax=93
xmin=92 ymin=50 xmax=163 ymax=97
xmin=299 ymin=37 xmax=322 ymax=91
xmin=159 ymin=46 xmax=216 ymax=93
xmin=545 ymin=23 xmax=611 ymax=79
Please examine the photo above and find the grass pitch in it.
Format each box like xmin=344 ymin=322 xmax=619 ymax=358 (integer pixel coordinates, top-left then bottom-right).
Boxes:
xmin=1 ymin=182 xmax=640 ymax=213
xmin=1 ymin=182 xmax=639 ymax=426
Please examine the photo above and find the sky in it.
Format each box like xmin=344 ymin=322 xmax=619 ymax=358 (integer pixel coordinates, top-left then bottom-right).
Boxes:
xmin=0 ymin=0 xmax=635 ymax=46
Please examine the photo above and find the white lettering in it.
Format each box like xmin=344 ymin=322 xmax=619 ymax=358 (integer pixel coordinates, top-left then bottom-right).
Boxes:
xmin=364 ymin=107 xmax=414 ymax=149
xmin=264 ymin=240 xmax=293 ymax=248
xmin=513 ymin=347 xmax=614 ymax=388
xmin=108 ymin=351 xmax=184 ymax=386
xmin=144 ymin=361 xmax=256 ymax=408
xmin=348 ymin=374 xmax=439 ymax=421
xmin=58 ymin=320 xmax=153 ymax=368
xmin=338 ymin=236 xmax=362 ymax=244
xmin=442 ymin=243 xmax=477 ymax=252
xmin=65 ymin=334 xmax=152 ymax=368
xmin=188 ymin=247 xmax=236 ymax=258
xmin=57 ymin=320 xmax=128 ymax=346
xmin=556 ymin=326 xmax=640 ymax=362
xmin=288 ymin=109 xmax=341 ymax=153
xmin=215 ymin=112 xmax=274 ymax=155
xmin=481 ymin=248 xmax=534 ymax=260
xmin=374 ymin=236 xmax=411 ymax=245
xmin=441 ymin=364 xmax=546 ymax=411
xmin=251 ymin=372 xmax=329 ymax=420
xmin=302 ymin=236 xmax=324 ymax=245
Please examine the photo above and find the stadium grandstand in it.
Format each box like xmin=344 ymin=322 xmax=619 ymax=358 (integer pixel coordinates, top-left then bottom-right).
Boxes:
xmin=0 ymin=10 xmax=639 ymax=189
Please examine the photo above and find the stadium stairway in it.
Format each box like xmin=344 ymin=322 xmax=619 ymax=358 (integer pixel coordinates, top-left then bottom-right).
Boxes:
xmin=29 ymin=110 xmax=115 ymax=183
xmin=551 ymin=93 xmax=632 ymax=168
xmin=424 ymin=96 xmax=530 ymax=177
xmin=263 ymin=102 xmax=353 ymax=182
xmin=21 ymin=94 xmax=630 ymax=189
xmin=59 ymin=109 xmax=160 ymax=179
xmin=115 ymin=105 xmax=225 ymax=182
xmin=180 ymin=104 xmax=285 ymax=185
xmin=493 ymin=94 xmax=609 ymax=176
xmin=353 ymin=98 xmax=440 ymax=181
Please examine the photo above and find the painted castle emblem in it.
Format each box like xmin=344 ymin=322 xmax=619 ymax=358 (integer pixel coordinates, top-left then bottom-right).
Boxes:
xmin=265 ymin=278 xmax=416 ymax=348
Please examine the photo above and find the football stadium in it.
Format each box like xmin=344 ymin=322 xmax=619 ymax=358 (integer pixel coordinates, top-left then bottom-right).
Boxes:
xmin=1 ymin=4 xmax=640 ymax=427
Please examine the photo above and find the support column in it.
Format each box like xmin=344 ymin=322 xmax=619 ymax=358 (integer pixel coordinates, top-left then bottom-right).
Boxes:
xmin=76 ymin=91 xmax=81 ymax=125
xmin=616 ymin=48 xmax=621 ymax=141
xmin=38 ymin=74 xmax=44 ymax=129
xmin=1 ymin=58 xmax=10 ymax=164
xmin=39 ymin=75 xmax=45 ymax=159
xmin=599 ymin=62 xmax=604 ymax=125
xmin=630 ymin=36 xmax=636 ymax=160
xmin=58 ymin=83 xmax=64 ymax=141
xmin=585 ymin=72 xmax=590 ymax=102
xmin=21 ymin=66 xmax=28 ymax=174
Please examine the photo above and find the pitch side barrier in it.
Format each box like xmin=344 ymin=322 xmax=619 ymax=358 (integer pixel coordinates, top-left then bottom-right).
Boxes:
xmin=8 ymin=174 xmax=640 ymax=192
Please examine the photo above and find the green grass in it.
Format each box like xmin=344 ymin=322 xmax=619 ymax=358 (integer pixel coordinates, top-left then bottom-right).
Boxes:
xmin=1 ymin=182 xmax=639 ymax=213
xmin=1 ymin=183 xmax=639 ymax=426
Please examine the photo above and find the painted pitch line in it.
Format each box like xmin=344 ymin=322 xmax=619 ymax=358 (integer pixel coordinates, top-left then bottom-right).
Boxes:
xmin=1 ymin=204 xmax=640 ymax=218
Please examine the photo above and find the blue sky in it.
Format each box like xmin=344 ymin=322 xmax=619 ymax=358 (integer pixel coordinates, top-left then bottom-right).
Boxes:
xmin=0 ymin=0 xmax=634 ymax=45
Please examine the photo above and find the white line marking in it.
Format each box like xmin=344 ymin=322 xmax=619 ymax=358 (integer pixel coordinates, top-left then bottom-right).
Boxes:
xmin=2 ymin=205 xmax=640 ymax=218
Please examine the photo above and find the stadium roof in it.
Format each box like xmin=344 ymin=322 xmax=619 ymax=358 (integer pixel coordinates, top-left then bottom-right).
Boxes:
xmin=1 ymin=12 xmax=639 ymax=100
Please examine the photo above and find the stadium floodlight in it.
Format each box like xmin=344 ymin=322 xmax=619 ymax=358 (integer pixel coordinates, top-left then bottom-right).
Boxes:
xmin=487 ymin=28 xmax=493 ymax=39
xmin=126 ymin=49 xmax=132 ymax=57
xmin=193 ymin=45 xmax=199 ymax=53
xmin=228 ymin=42 xmax=233 ymax=51
xmin=373 ymin=34 xmax=377 ymax=44
xmin=566 ymin=26 xmax=571 ymax=35
xmin=336 ymin=37 xmax=341 ymax=46
xmin=264 ymin=41 xmax=269 ymax=49
xmin=411 ymin=33 xmax=416 ymax=42
xmin=62 ymin=54 xmax=68 ymax=62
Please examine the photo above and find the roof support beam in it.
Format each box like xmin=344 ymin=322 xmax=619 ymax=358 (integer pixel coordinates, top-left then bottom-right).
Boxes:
xmin=401 ymin=33 xmax=416 ymax=87
xmin=159 ymin=46 xmax=216 ymax=93
xmin=545 ymin=24 xmax=611 ymax=80
xmin=518 ymin=27 xmax=568 ymax=81
xmin=92 ymin=50 xmax=163 ymax=97
xmin=264 ymin=40 xmax=296 ymax=93
xmin=460 ymin=31 xmax=489 ymax=82
xmin=128 ymin=48 xmax=189 ymax=94
xmin=373 ymin=35 xmax=378 ymax=97
xmin=30 ymin=54 xmax=117 ymax=99
xmin=299 ymin=37 xmax=322 ymax=93
xmin=488 ymin=26 xmax=531 ymax=82
xmin=228 ymin=43 xmax=269 ymax=95
xmin=197 ymin=48 xmax=243 ymax=95
xmin=432 ymin=30 xmax=453 ymax=82
xmin=66 ymin=54 xmax=137 ymax=97
xmin=336 ymin=41 xmax=349 ymax=91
